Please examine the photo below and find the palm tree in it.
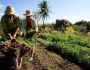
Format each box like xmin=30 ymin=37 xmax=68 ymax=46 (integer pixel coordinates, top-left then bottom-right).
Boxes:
xmin=38 ymin=0 xmax=53 ymax=30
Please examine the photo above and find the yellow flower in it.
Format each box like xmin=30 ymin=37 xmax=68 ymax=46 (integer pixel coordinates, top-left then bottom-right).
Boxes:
xmin=44 ymin=27 xmax=51 ymax=33
xmin=65 ymin=27 xmax=74 ymax=34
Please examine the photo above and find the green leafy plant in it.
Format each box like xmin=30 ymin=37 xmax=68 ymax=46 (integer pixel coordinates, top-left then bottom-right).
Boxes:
xmin=24 ymin=29 xmax=37 ymax=47
xmin=38 ymin=33 xmax=48 ymax=39
xmin=14 ymin=49 xmax=20 ymax=58
xmin=38 ymin=28 xmax=43 ymax=32
xmin=25 ymin=29 xmax=36 ymax=39
xmin=0 ymin=35 xmax=8 ymax=41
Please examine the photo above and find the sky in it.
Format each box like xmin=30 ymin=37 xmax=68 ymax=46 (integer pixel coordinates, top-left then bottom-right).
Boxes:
xmin=0 ymin=0 xmax=90 ymax=24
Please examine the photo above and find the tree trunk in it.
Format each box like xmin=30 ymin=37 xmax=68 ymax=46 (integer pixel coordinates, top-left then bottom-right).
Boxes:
xmin=43 ymin=19 xmax=44 ymax=33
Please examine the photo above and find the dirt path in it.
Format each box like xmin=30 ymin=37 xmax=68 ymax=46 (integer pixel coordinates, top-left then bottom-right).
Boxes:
xmin=0 ymin=40 xmax=83 ymax=70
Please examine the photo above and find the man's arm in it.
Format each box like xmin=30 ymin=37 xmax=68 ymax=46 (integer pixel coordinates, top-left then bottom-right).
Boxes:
xmin=3 ymin=29 xmax=12 ymax=40
xmin=1 ymin=16 xmax=12 ymax=40
xmin=13 ymin=15 xmax=20 ymax=38
xmin=34 ymin=19 xmax=38 ymax=31
xmin=33 ymin=19 xmax=41 ymax=36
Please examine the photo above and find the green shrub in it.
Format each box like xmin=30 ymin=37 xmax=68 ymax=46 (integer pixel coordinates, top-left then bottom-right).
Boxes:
xmin=38 ymin=28 xmax=43 ymax=32
xmin=44 ymin=27 xmax=51 ymax=33
xmin=48 ymin=34 xmax=67 ymax=42
xmin=39 ymin=34 xmax=48 ymax=39
xmin=0 ymin=35 xmax=8 ymax=41
xmin=81 ymin=54 xmax=90 ymax=69
xmin=48 ymin=33 xmax=90 ymax=46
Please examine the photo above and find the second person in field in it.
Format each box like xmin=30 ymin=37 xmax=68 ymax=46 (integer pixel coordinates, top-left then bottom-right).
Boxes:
xmin=19 ymin=10 xmax=40 ymax=61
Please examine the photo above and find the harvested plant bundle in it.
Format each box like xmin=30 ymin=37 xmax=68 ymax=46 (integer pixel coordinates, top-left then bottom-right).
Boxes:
xmin=0 ymin=39 xmax=32 ymax=57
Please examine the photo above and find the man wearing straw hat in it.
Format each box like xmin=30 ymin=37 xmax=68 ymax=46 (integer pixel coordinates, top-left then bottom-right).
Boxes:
xmin=1 ymin=5 xmax=20 ymax=40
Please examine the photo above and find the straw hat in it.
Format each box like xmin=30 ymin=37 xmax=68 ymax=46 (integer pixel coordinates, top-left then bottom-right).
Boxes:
xmin=5 ymin=5 xmax=16 ymax=15
xmin=23 ymin=10 xmax=34 ymax=16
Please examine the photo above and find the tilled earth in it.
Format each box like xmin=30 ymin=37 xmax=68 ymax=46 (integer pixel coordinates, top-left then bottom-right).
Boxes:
xmin=0 ymin=40 xmax=84 ymax=70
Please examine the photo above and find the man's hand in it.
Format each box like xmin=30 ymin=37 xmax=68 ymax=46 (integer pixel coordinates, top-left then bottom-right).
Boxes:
xmin=19 ymin=32 xmax=22 ymax=36
xmin=34 ymin=30 xmax=41 ymax=36
xmin=9 ymin=35 xmax=13 ymax=40
xmin=13 ymin=34 xmax=16 ymax=38
xmin=13 ymin=26 xmax=19 ymax=37
xmin=3 ymin=29 xmax=13 ymax=40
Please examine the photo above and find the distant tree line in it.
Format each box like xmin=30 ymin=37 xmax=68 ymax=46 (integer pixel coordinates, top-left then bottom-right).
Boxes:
xmin=74 ymin=20 xmax=90 ymax=32
xmin=54 ymin=19 xmax=72 ymax=31
xmin=38 ymin=19 xmax=90 ymax=34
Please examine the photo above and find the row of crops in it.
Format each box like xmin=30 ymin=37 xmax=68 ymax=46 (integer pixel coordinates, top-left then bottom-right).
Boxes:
xmin=39 ymin=33 xmax=90 ymax=46
xmin=38 ymin=33 xmax=90 ymax=70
